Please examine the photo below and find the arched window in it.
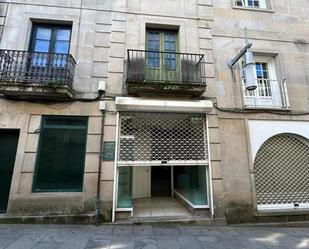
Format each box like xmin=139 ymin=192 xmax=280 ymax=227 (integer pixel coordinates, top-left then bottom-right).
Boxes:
xmin=254 ymin=133 xmax=309 ymax=210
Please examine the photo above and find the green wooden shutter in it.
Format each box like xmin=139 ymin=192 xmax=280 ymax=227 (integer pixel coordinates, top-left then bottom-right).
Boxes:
xmin=33 ymin=116 xmax=88 ymax=192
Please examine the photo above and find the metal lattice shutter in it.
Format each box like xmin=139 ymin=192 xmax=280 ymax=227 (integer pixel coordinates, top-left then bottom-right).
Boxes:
xmin=118 ymin=112 xmax=207 ymax=162
xmin=254 ymin=134 xmax=309 ymax=208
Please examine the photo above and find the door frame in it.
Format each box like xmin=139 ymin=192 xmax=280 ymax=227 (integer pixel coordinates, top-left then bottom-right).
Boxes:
xmin=112 ymin=112 xmax=214 ymax=222
xmin=0 ymin=129 xmax=20 ymax=213
xmin=145 ymin=29 xmax=180 ymax=83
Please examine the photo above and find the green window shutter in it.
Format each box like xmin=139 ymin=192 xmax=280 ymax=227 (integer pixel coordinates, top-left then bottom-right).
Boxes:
xmin=33 ymin=116 xmax=88 ymax=192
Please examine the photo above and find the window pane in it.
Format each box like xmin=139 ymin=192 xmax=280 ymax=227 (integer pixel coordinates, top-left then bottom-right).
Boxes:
xmin=34 ymin=40 xmax=50 ymax=53
xmin=164 ymin=32 xmax=176 ymax=69
xmin=36 ymin=28 xmax=52 ymax=40
xmin=174 ymin=166 xmax=208 ymax=205
xmin=56 ymin=29 xmax=71 ymax=41
xmin=34 ymin=116 xmax=88 ymax=192
xmin=117 ymin=167 xmax=132 ymax=208
xmin=147 ymin=31 xmax=160 ymax=67
xmin=54 ymin=41 xmax=70 ymax=54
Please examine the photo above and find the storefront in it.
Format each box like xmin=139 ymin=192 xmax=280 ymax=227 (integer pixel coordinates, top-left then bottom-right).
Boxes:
xmin=112 ymin=97 xmax=213 ymax=221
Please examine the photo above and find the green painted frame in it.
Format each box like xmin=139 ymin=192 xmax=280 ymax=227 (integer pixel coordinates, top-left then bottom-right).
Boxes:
xmin=145 ymin=29 xmax=180 ymax=83
xmin=32 ymin=115 xmax=88 ymax=193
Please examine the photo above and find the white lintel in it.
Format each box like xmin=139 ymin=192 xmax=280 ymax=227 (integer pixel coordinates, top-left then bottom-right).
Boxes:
xmin=115 ymin=97 xmax=213 ymax=113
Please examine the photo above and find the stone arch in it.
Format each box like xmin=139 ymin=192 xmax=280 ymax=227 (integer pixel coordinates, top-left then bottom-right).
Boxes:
xmin=253 ymin=133 xmax=309 ymax=210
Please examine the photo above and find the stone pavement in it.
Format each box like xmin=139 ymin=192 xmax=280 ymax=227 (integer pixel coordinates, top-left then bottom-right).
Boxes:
xmin=0 ymin=224 xmax=308 ymax=249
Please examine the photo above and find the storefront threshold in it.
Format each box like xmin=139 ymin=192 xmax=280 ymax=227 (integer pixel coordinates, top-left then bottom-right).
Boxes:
xmin=113 ymin=216 xmax=226 ymax=225
xmin=114 ymin=197 xmax=221 ymax=225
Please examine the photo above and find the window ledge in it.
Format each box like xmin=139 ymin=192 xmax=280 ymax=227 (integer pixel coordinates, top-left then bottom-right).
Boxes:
xmin=233 ymin=6 xmax=274 ymax=13
xmin=244 ymin=106 xmax=291 ymax=111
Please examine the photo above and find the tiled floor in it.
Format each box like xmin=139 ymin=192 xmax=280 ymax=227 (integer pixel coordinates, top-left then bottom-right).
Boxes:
xmin=133 ymin=197 xmax=191 ymax=218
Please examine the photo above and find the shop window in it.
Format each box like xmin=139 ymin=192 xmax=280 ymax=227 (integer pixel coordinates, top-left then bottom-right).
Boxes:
xmin=174 ymin=166 xmax=208 ymax=206
xmin=117 ymin=167 xmax=133 ymax=208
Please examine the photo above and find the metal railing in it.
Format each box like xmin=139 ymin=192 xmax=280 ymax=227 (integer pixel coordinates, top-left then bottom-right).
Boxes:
xmin=243 ymin=78 xmax=290 ymax=108
xmin=0 ymin=49 xmax=76 ymax=88
xmin=126 ymin=49 xmax=206 ymax=85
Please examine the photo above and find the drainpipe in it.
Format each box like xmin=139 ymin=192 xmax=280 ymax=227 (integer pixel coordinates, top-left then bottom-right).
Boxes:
xmin=95 ymin=85 xmax=106 ymax=226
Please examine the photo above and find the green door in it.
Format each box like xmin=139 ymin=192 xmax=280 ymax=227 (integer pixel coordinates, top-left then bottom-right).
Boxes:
xmin=0 ymin=130 xmax=19 ymax=212
xmin=146 ymin=30 xmax=179 ymax=83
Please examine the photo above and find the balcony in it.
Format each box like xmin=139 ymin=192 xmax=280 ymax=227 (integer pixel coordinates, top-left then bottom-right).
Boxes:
xmin=243 ymin=79 xmax=290 ymax=109
xmin=0 ymin=50 xmax=75 ymax=99
xmin=126 ymin=49 xmax=206 ymax=96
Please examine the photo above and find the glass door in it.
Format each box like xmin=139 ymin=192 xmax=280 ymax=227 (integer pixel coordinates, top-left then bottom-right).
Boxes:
xmin=146 ymin=30 xmax=179 ymax=83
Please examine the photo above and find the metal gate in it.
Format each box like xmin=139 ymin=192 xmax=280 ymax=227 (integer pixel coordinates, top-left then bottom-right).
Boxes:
xmin=118 ymin=112 xmax=208 ymax=164
xmin=254 ymin=134 xmax=309 ymax=210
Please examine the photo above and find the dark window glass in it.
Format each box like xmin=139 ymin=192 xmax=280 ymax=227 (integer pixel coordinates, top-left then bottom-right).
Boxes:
xmin=147 ymin=31 xmax=160 ymax=68
xmin=164 ymin=32 xmax=176 ymax=69
xmin=33 ymin=116 xmax=88 ymax=192
xmin=30 ymin=24 xmax=71 ymax=67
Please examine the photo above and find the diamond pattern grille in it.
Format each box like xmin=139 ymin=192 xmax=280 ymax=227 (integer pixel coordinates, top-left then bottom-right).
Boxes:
xmin=254 ymin=134 xmax=309 ymax=206
xmin=118 ymin=112 xmax=207 ymax=161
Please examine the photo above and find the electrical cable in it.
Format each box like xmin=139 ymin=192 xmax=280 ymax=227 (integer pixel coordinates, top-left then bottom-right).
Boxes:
xmin=213 ymin=103 xmax=309 ymax=116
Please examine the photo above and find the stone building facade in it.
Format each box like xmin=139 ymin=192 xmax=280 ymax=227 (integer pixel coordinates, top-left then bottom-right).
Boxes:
xmin=0 ymin=0 xmax=308 ymax=223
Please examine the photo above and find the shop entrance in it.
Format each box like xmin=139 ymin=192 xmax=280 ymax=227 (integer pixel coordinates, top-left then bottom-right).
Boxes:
xmin=114 ymin=112 xmax=211 ymax=221
xmin=151 ymin=166 xmax=171 ymax=196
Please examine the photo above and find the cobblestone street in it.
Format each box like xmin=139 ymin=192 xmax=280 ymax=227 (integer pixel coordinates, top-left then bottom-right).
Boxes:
xmin=0 ymin=224 xmax=308 ymax=249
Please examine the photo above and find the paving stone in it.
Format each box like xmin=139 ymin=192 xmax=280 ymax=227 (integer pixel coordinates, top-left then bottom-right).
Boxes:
xmin=152 ymin=225 xmax=180 ymax=236
xmin=0 ymin=224 xmax=307 ymax=249
xmin=196 ymin=235 xmax=217 ymax=242
xmin=111 ymin=237 xmax=134 ymax=249
xmin=134 ymin=237 xmax=157 ymax=249
xmin=5 ymin=233 xmax=47 ymax=249
xmin=32 ymin=242 xmax=62 ymax=249
xmin=155 ymin=237 xmax=180 ymax=249
xmin=133 ymin=225 xmax=153 ymax=236
xmin=84 ymin=238 xmax=111 ymax=249
xmin=178 ymin=226 xmax=203 ymax=236
xmin=113 ymin=225 xmax=133 ymax=236
xmin=0 ymin=238 xmax=15 ymax=249
xmin=177 ymin=236 xmax=203 ymax=249
xmin=57 ymin=234 xmax=89 ymax=249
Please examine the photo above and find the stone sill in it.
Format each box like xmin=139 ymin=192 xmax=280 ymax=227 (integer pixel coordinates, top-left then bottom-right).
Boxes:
xmin=243 ymin=106 xmax=291 ymax=111
xmin=233 ymin=6 xmax=274 ymax=13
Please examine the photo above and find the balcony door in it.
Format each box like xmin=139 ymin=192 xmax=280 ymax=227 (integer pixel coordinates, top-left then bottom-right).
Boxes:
xmin=146 ymin=30 xmax=180 ymax=83
xmin=29 ymin=24 xmax=71 ymax=69
xmin=244 ymin=57 xmax=282 ymax=108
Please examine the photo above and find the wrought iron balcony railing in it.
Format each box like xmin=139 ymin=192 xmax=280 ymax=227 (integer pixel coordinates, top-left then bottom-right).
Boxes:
xmin=126 ymin=49 xmax=206 ymax=85
xmin=0 ymin=50 xmax=75 ymax=88
xmin=243 ymin=78 xmax=290 ymax=109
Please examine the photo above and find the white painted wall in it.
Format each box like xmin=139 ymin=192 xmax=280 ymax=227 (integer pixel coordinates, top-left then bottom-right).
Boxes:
xmin=248 ymin=120 xmax=309 ymax=161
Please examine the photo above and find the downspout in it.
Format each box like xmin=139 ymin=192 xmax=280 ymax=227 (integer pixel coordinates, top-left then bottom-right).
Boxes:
xmin=95 ymin=91 xmax=105 ymax=226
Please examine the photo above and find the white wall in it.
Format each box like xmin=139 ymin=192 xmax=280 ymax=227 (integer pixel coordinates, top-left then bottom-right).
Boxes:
xmin=248 ymin=120 xmax=309 ymax=161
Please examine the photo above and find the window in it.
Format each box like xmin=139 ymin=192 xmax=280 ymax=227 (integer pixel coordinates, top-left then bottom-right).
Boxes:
xmin=30 ymin=24 xmax=72 ymax=67
xmin=146 ymin=30 xmax=177 ymax=69
xmin=33 ymin=116 xmax=88 ymax=192
xmin=242 ymin=56 xmax=288 ymax=108
xmin=234 ymin=0 xmax=267 ymax=9
xmin=145 ymin=29 xmax=180 ymax=82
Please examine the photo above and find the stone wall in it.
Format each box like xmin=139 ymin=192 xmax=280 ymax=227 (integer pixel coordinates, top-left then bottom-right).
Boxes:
xmin=212 ymin=0 xmax=309 ymax=223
